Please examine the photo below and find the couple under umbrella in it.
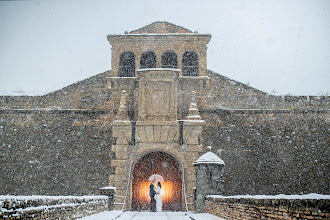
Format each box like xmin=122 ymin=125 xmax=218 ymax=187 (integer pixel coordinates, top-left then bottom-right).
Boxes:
xmin=148 ymin=174 xmax=163 ymax=212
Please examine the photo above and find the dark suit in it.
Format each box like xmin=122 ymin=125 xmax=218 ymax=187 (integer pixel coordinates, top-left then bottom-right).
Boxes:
xmin=149 ymin=183 xmax=156 ymax=212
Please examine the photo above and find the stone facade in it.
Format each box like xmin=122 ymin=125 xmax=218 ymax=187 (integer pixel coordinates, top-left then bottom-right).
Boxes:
xmin=0 ymin=21 xmax=329 ymax=212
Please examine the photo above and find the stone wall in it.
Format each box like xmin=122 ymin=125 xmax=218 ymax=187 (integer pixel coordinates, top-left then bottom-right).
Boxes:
xmin=0 ymin=195 xmax=108 ymax=220
xmin=207 ymin=70 xmax=330 ymax=110
xmin=201 ymin=109 xmax=330 ymax=195
xmin=0 ymin=71 xmax=112 ymax=110
xmin=0 ymin=70 xmax=329 ymax=199
xmin=0 ymin=109 xmax=115 ymax=196
xmin=1 ymin=70 xmax=329 ymax=112
xmin=1 ymin=109 xmax=329 ymax=198
xmin=205 ymin=195 xmax=330 ymax=219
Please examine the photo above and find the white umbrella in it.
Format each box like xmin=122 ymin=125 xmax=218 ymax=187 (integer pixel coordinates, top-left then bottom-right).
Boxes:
xmin=148 ymin=174 xmax=164 ymax=182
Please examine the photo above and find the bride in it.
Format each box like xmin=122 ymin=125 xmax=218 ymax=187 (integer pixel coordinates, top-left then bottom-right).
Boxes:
xmin=155 ymin=182 xmax=162 ymax=212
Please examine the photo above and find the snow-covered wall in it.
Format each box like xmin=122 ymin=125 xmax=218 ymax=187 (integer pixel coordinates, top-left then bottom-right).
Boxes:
xmin=0 ymin=195 xmax=108 ymax=219
xmin=205 ymin=194 xmax=330 ymax=219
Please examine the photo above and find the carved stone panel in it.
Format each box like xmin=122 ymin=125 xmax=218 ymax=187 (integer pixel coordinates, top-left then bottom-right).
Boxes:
xmin=137 ymin=69 xmax=179 ymax=121
xmin=146 ymin=82 xmax=170 ymax=115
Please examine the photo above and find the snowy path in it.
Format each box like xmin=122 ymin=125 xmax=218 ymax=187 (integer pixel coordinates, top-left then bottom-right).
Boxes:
xmin=78 ymin=210 xmax=223 ymax=220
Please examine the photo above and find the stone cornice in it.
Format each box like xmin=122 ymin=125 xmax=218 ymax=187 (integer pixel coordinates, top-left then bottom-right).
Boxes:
xmin=107 ymin=34 xmax=211 ymax=44
xmin=201 ymin=108 xmax=330 ymax=114
xmin=0 ymin=109 xmax=113 ymax=115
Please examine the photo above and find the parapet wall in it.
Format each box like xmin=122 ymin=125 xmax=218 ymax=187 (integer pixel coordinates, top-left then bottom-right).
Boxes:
xmin=205 ymin=195 xmax=330 ymax=220
xmin=0 ymin=195 xmax=108 ymax=220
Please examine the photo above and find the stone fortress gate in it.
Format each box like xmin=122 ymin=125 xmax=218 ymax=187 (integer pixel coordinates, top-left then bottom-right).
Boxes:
xmin=107 ymin=21 xmax=212 ymax=211
xmin=1 ymin=21 xmax=328 ymax=217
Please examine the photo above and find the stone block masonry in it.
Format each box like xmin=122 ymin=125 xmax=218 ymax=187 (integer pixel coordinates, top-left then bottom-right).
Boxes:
xmin=205 ymin=194 xmax=330 ymax=220
xmin=0 ymin=195 xmax=108 ymax=220
xmin=0 ymin=109 xmax=115 ymax=196
xmin=201 ymin=109 xmax=330 ymax=196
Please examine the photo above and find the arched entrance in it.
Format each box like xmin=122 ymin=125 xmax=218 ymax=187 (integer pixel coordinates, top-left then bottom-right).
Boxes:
xmin=131 ymin=151 xmax=182 ymax=211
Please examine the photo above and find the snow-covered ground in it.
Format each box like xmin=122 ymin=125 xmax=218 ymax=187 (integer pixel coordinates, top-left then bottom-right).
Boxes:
xmin=78 ymin=211 xmax=224 ymax=220
xmin=77 ymin=210 xmax=123 ymax=220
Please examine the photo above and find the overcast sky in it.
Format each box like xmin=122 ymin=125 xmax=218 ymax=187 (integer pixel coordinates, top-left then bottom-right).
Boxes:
xmin=0 ymin=0 xmax=329 ymax=96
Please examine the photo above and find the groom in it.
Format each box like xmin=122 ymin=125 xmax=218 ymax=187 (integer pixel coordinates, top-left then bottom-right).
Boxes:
xmin=149 ymin=179 xmax=156 ymax=212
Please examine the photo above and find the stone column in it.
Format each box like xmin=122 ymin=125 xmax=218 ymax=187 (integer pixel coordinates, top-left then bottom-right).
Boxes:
xmin=181 ymin=92 xmax=205 ymax=211
xmin=194 ymin=151 xmax=225 ymax=212
xmin=100 ymin=186 xmax=116 ymax=210
xmin=109 ymin=90 xmax=132 ymax=210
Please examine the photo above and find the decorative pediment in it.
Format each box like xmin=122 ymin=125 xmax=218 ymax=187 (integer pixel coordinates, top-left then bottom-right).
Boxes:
xmin=129 ymin=21 xmax=192 ymax=34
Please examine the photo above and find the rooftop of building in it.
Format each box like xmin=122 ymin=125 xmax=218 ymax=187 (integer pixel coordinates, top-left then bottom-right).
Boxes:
xmin=129 ymin=21 xmax=193 ymax=34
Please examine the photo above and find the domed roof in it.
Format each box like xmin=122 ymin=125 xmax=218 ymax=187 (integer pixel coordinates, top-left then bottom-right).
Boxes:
xmin=129 ymin=21 xmax=193 ymax=34
xmin=194 ymin=152 xmax=225 ymax=165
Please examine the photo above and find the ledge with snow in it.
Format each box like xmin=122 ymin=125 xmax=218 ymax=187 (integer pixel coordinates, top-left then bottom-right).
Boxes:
xmin=205 ymin=193 xmax=330 ymax=219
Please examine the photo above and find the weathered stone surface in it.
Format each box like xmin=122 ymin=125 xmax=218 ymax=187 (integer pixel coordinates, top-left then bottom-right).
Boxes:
xmin=205 ymin=197 xmax=330 ymax=220
xmin=195 ymin=162 xmax=224 ymax=212
xmin=201 ymin=110 xmax=330 ymax=195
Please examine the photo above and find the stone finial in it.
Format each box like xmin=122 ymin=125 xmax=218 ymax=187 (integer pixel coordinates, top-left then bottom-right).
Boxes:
xmin=194 ymin=151 xmax=225 ymax=165
xmin=207 ymin=146 xmax=212 ymax=152
xmin=114 ymin=90 xmax=130 ymax=121
xmin=186 ymin=91 xmax=203 ymax=121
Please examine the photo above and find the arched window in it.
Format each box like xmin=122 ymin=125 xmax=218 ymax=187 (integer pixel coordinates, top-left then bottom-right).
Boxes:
xmin=119 ymin=51 xmax=135 ymax=77
xmin=182 ymin=51 xmax=199 ymax=76
xmin=140 ymin=51 xmax=156 ymax=69
xmin=161 ymin=51 xmax=178 ymax=69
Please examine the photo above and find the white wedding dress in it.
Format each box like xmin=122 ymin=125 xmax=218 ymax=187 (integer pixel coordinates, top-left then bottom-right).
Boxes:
xmin=155 ymin=187 xmax=162 ymax=212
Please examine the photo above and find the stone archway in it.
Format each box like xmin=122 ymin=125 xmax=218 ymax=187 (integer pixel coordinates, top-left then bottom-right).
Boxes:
xmin=131 ymin=151 xmax=182 ymax=211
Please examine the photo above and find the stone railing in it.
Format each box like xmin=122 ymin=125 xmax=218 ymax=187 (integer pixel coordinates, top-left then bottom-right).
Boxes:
xmin=0 ymin=195 xmax=109 ymax=220
xmin=205 ymin=194 xmax=330 ymax=220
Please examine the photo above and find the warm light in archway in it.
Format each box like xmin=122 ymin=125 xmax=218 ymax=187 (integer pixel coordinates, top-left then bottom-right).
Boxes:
xmin=137 ymin=181 xmax=176 ymax=203
xmin=132 ymin=152 xmax=182 ymax=211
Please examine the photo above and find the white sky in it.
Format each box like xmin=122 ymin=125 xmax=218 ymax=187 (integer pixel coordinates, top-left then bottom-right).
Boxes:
xmin=0 ymin=0 xmax=329 ymax=96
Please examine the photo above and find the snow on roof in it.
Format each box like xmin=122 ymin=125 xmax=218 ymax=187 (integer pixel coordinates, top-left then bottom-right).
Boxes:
xmin=194 ymin=152 xmax=225 ymax=165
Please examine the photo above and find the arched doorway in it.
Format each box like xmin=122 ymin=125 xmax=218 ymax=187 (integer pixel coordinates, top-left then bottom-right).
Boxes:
xmin=132 ymin=151 xmax=182 ymax=211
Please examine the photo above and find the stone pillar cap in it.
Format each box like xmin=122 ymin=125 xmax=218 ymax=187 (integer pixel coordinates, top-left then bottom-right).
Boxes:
xmin=194 ymin=152 xmax=225 ymax=165
xmin=100 ymin=186 xmax=116 ymax=191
